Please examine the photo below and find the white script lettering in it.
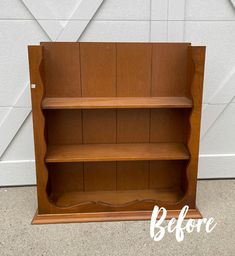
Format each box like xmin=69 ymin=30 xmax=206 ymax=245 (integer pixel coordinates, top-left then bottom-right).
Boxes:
xmin=150 ymin=205 xmax=217 ymax=242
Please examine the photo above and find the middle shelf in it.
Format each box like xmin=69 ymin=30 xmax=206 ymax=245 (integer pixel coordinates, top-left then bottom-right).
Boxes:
xmin=46 ymin=143 xmax=190 ymax=163
xmin=42 ymin=97 xmax=193 ymax=109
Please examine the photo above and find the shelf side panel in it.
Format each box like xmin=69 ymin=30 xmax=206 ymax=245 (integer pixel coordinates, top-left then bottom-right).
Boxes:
xmin=185 ymin=46 xmax=206 ymax=208
xmin=28 ymin=46 xmax=51 ymax=213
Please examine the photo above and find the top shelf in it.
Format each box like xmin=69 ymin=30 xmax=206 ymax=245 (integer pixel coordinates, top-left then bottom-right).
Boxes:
xmin=42 ymin=97 xmax=193 ymax=109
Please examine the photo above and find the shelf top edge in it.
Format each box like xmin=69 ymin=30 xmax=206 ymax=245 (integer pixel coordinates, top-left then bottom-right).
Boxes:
xmin=42 ymin=96 xmax=193 ymax=109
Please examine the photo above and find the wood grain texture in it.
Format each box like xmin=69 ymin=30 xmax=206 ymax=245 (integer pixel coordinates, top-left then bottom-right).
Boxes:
xmin=48 ymin=163 xmax=84 ymax=193
xmin=184 ymin=46 xmax=206 ymax=208
xmin=41 ymin=43 xmax=81 ymax=97
xmin=50 ymin=188 xmax=183 ymax=208
xmin=80 ymin=43 xmax=116 ymax=97
xmin=82 ymin=109 xmax=116 ymax=144
xmin=150 ymin=109 xmax=188 ymax=143
xmin=152 ymin=43 xmax=191 ymax=97
xmin=46 ymin=143 xmax=190 ymax=163
xmin=45 ymin=110 xmax=82 ymax=145
xmin=32 ymin=208 xmax=202 ymax=224
xmin=28 ymin=46 xmax=52 ymax=213
xmin=149 ymin=160 xmax=185 ymax=189
xmin=42 ymin=97 xmax=193 ymax=109
xmin=84 ymin=162 xmax=116 ymax=191
xmin=117 ymin=109 xmax=150 ymax=143
xmin=117 ymin=43 xmax=152 ymax=96
xmin=117 ymin=161 xmax=149 ymax=190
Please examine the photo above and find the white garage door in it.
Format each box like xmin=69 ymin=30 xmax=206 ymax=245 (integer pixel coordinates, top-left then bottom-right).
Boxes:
xmin=0 ymin=0 xmax=235 ymax=185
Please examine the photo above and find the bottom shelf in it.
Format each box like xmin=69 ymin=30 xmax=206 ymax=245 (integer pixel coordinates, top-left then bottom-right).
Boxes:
xmin=50 ymin=188 xmax=183 ymax=208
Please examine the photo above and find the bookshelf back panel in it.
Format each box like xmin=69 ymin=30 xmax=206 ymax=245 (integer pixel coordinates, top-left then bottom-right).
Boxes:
xmin=149 ymin=160 xmax=186 ymax=189
xmin=45 ymin=110 xmax=83 ymax=145
xmin=41 ymin=42 xmax=190 ymax=98
xmin=80 ymin=43 xmax=117 ymax=97
xmin=117 ymin=43 xmax=152 ymax=96
xmin=82 ymin=109 xmax=117 ymax=144
xmin=45 ymin=109 xmax=189 ymax=145
xmin=48 ymin=163 xmax=84 ymax=193
xmin=150 ymin=109 xmax=189 ymax=143
xmin=42 ymin=43 xmax=82 ymax=97
xmin=47 ymin=160 xmax=186 ymax=203
xmin=117 ymin=109 xmax=150 ymax=143
xmin=151 ymin=43 xmax=190 ymax=97
xmin=117 ymin=161 xmax=149 ymax=190
xmin=84 ymin=162 xmax=117 ymax=191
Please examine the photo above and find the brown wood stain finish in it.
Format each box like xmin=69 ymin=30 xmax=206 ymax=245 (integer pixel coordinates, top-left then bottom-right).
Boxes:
xmin=28 ymin=42 xmax=205 ymax=223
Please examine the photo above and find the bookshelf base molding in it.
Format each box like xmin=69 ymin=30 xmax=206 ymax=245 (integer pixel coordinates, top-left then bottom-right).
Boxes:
xmin=32 ymin=208 xmax=202 ymax=224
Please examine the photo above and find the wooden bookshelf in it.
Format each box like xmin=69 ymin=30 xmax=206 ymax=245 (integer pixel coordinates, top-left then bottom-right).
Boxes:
xmin=28 ymin=42 xmax=205 ymax=224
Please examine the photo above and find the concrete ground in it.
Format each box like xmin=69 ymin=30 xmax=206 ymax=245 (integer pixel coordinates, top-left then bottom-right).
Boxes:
xmin=0 ymin=180 xmax=234 ymax=256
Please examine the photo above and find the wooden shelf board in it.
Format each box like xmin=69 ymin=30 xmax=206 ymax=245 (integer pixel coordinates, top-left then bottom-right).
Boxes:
xmin=42 ymin=97 xmax=193 ymax=109
xmin=46 ymin=143 xmax=190 ymax=163
xmin=32 ymin=208 xmax=202 ymax=224
xmin=50 ymin=188 xmax=183 ymax=207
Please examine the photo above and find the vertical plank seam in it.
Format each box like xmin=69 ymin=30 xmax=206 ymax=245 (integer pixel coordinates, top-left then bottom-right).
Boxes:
xmin=115 ymin=43 xmax=118 ymax=147
xmin=150 ymin=44 xmax=153 ymax=96
xmin=149 ymin=46 xmax=153 ymax=139
xmin=115 ymin=43 xmax=118 ymax=98
xmin=116 ymin=161 xmax=118 ymax=191
xmin=78 ymin=43 xmax=85 ymax=191
xmin=148 ymin=43 xmax=154 ymax=189
xmin=115 ymin=43 xmax=118 ymax=190
xmin=83 ymin=163 xmax=85 ymax=192
xmin=79 ymin=43 xmax=83 ymax=98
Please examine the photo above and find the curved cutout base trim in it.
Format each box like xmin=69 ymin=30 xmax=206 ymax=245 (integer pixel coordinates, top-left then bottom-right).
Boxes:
xmin=32 ymin=207 xmax=202 ymax=224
